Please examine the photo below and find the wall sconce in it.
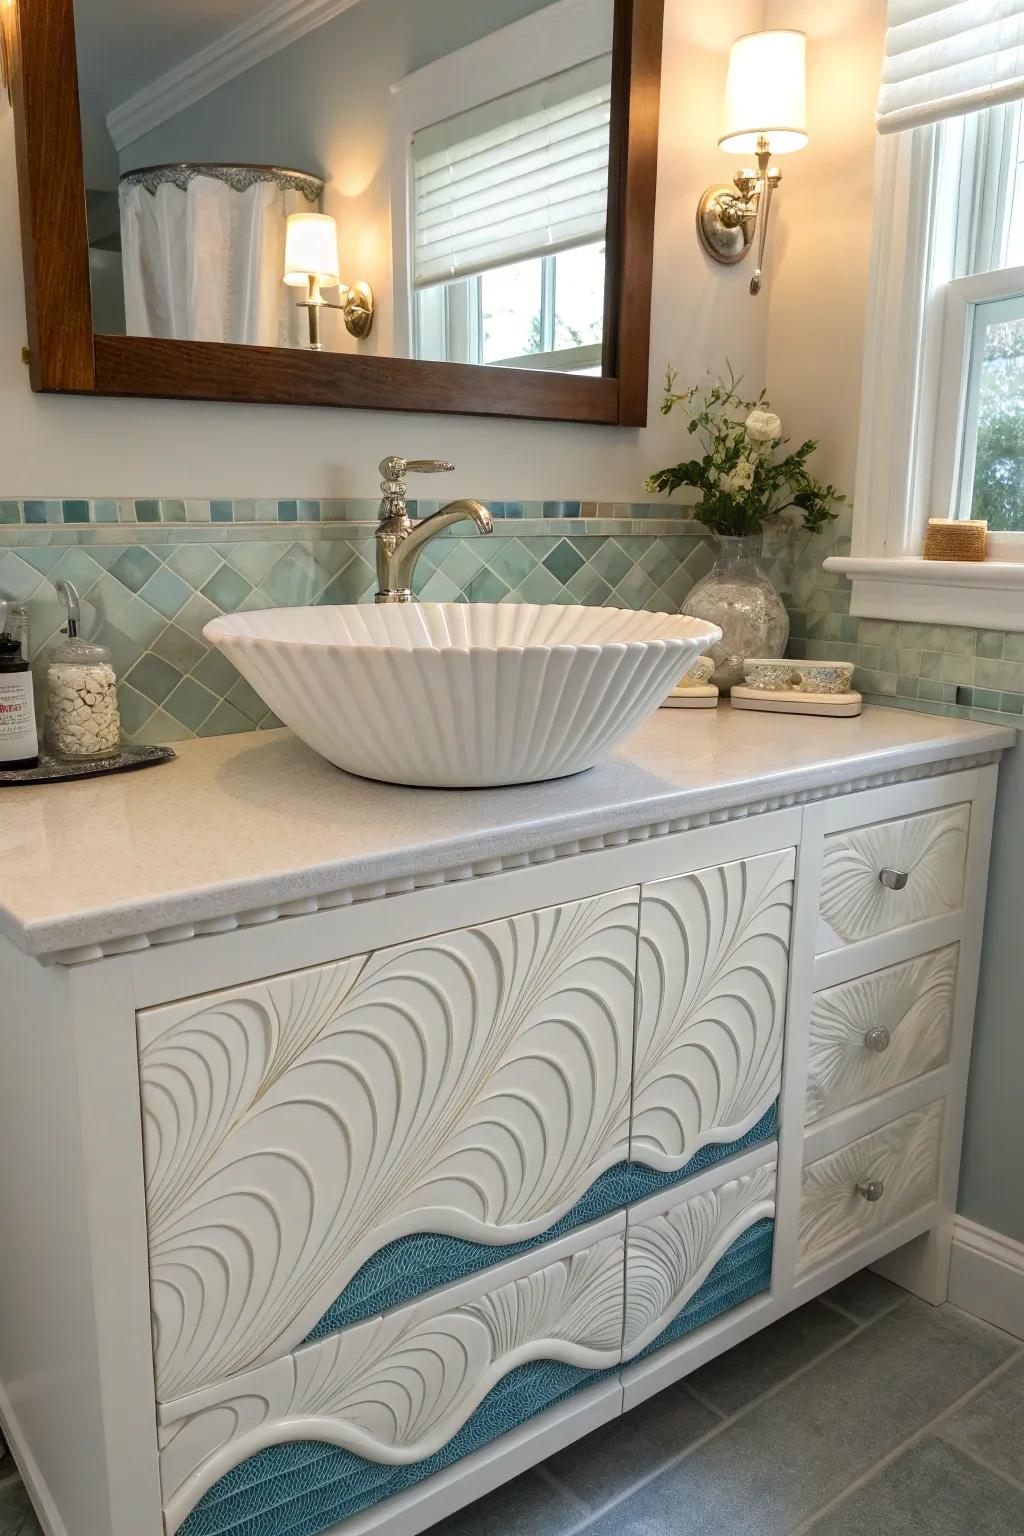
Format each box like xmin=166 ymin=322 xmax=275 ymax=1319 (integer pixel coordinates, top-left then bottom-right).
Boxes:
xmin=283 ymin=213 xmax=375 ymax=349
xmin=696 ymin=30 xmax=807 ymax=296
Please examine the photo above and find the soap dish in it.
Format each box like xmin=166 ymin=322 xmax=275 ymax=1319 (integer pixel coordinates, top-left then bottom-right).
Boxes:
xmin=731 ymin=686 xmax=862 ymax=718
xmin=0 ymin=744 xmax=176 ymax=785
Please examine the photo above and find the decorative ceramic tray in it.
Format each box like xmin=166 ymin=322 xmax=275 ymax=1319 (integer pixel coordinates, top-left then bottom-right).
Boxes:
xmin=731 ymin=686 xmax=863 ymax=718
xmin=0 ymin=744 xmax=176 ymax=785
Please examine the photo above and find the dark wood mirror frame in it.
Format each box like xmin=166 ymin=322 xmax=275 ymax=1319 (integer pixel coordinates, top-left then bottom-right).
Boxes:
xmin=10 ymin=0 xmax=664 ymax=426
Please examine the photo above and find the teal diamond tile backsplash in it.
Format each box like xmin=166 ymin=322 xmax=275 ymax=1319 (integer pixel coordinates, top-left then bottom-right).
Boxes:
xmin=0 ymin=506 xmax=714 ymax=745
xmin=3 ymin=495 xmax=1021 ymax=747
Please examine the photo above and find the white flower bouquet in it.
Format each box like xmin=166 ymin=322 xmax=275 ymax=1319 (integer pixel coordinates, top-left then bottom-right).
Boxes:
xmin=645 ymin=366 xmax=844 ymax=538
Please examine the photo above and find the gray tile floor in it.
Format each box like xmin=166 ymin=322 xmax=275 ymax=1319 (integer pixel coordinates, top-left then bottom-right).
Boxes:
xmin=0 ymin=1272 xmax=1020 ymax=1536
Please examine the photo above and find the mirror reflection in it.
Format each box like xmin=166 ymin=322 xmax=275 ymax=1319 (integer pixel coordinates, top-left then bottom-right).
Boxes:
xmin=74 ymin=0 xmax=615 ymax=374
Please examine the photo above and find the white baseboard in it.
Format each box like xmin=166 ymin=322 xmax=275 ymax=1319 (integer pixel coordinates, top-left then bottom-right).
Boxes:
xmin=949 ymin=1217 xmax=1024 ymax=1340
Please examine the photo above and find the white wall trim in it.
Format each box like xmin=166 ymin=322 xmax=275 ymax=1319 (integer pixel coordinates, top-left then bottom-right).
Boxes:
xmin=825 ymin=556 xmax=1024 ymax=632
xmin=949 ymin=1217 xmax=1024 ymax=1339
xmin=107 ymin=0 xmax=365 ymax=152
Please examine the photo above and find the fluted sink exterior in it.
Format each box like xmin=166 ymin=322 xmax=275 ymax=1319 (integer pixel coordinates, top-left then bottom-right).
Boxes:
xmin=204 ymin=603 xmax=721 ymax=787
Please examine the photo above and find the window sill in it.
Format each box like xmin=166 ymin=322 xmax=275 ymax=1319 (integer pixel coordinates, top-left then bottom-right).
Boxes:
xmin=824 ymin=556 xmax=1024 ymax=633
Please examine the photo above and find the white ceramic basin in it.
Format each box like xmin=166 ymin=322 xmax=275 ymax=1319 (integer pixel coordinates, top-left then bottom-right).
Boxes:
xmin=204 ymin=603 xmax=721 ymax=787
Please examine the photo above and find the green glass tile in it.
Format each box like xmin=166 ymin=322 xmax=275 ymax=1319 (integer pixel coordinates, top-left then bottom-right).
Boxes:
xmin=222 ymin=542 xmax=285 ymax=585
xmin=1002 ymin=633 xmax=1024 ymax=662
xmin=435 ymin=540 xmax=487 ymax=588
xmin=165 ymin=545 xmax=223 ymax=587
xmin=211 ymin=500 xmax=234 ymax=523
xmin=416 ymin=570 xmax=463 ymax=602
xmin=135 ymin=500 xmax=160 ymax=523
xmin=0 ymin=502 xmax=20 ymax=523
xmin=23 ymin=501 xmax=49 ymax=525
xmin=486 ymin=541 xmax=537 ymax=588
xmin=976 ymin=630 xmax=1004 ymax=659
xmin=151 ymin=624 xmax=205 ymax=676
xmin=517 ymin=564 xmax=565 ymax=604
xmin=126 ymin=652 xmax=184 ymax=705
xmin=192 ymin=648 xmax=240 ymax=696
xmin=133 ymin=706 xmax=194 ymax=745
xmin=467 ymin=569 xmax=511 ymax=603
xmin=175 ymin=592 xmax=221 ymax=642
xmin=918 ymin=679 xmax=944 ymax=702
xmin=110 ymin=546 xmax=162 ymax=593
xmin=566 ymin=566 xmax=613 ymax=605
xmin=117 ymin=683 xmax=157 ymax=736
xmin=591 ymin=540 xmax=633 ymax=586
xmin=139 ymin=567 xmax=193 ymax=620
xmin=543 ymin=540 xmax=586 ymax=584
xmin=614 ymin=567 xmax=659 ymax=608
xmin=202 ymin=700 xmax=259 ymax=735
xmin=117 ymin=596 xmax=166 ymax=648
xmin=297 ymin=500 xmax=321 ymax=522
xmin=164 ymin=678 xmax=219 ymax=732
xmin=94 ymin=500 xmax=118 ymax=523
xmin=896 ymin=677 xmax=921 ymax=698
xmin=999 ymin=692 xmax=1024 ymax=714
xmin=262 ymin=552 xmax=320 ymax=606
xmin=638 ymin=540 xmax=679 ymax=588
xmin=202 ymin=565 xmax=253 ymax=612
xmin=226 ymin=676 xmax=269 ymax=723
xmin=62 ymin=500 xmax=90 ymax=524
xmin=972 ymin=688 xmax=1001 ymax=711
xmin=857 ymin=619 xmax=900 ymax=647
xmin=160 ymin=500 xmax=187 ymax=523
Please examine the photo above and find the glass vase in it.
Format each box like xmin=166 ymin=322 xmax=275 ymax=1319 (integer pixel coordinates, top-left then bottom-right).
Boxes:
xmin=684 ymin=534 xmax=790 ymax=691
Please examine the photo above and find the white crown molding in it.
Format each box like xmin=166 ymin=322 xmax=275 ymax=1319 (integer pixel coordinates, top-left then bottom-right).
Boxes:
xmin=949 ymin=1216 xmax=1024 ymax=1340
xmin=107 ymin=0 xmax=364 ymax=153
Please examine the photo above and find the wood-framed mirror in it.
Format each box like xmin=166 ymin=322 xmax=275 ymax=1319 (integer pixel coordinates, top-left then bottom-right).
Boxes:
xmin=9 ymin=0 xmax=664 ymax=425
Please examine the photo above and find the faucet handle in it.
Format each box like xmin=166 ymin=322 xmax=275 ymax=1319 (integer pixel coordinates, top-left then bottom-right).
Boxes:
xmin=379 ymin=456 xmax=454 ymax=487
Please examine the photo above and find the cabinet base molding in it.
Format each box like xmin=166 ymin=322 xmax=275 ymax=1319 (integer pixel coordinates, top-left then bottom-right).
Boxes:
xmin=948 ymin=1218 xmax=1024 ymax=1340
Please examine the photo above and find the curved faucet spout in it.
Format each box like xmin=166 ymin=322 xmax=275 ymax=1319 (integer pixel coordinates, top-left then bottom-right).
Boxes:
xmin=376 ymin=499 xmax=493 ymax=603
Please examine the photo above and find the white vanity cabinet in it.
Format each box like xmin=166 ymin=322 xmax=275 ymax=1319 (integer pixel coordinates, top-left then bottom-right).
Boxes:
xmin=0 ymin=713 xmax=1009 ymax=1536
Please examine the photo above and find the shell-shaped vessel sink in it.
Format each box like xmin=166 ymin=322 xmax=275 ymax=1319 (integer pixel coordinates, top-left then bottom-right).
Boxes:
xmin=205 ymin=603 xmax=721 ymax=787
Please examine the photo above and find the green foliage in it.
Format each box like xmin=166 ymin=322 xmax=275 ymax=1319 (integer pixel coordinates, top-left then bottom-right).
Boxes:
xmin=970 ymin=322 xmax=1024 ymax=532
xmin=645 ymin=364 xmax=845 ymax=537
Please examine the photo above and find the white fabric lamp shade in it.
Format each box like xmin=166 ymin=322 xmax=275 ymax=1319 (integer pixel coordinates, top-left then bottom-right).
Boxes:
xmin=719 ymin=30 xmax=808 ymax=156
xmin=284 ymin=213 xmax=341 ymax=288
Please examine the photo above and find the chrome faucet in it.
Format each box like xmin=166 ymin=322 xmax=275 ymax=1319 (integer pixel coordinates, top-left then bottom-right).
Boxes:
xmin=374 ymin=457 xmax=493 ymax=603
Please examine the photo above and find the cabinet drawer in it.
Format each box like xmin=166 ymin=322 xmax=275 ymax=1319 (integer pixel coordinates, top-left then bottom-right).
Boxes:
xmin=634 ymin=849 xmax=794 ymax=1175
xmin=137 ymin=890 xmax=639 ymax=1402
xmin=796 ymin=1101 xmax=943 ymax=1277
xmin=806 ymin=946 xmax=957 ymax=1124
xmin=157 ymin=1220 xmax=626 ymax=1536
xmin=623 ymin=1155 xmax=777 ymax=1362
xmin=818 ymin=803 xmax=970 ymax=952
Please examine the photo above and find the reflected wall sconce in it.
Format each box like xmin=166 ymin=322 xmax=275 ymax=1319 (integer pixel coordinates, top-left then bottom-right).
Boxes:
xmin=284 ymin=212 xmax=375 ymax=349
xmin=696 ymin=30 xmax=807 ymax=296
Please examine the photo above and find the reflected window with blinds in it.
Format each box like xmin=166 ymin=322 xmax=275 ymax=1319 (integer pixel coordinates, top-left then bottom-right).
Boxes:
xmin=410 ymin=56 xmax=612 ymax=372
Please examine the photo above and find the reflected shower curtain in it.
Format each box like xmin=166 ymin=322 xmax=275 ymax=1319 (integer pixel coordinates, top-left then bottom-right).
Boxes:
xmin=119 ymin=167 xmax=319 ymax=346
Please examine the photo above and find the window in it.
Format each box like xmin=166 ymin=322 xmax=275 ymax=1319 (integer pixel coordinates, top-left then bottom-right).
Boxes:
xmin=931 ymin=108 xmax=1024 ymax=537
xmin=829 ymin=2 xmax=1024 ymax=630
xmin=406 ymin=51 xmax=611 ymax=372
xmin=415 ymin=242 xmax=606 ymax=372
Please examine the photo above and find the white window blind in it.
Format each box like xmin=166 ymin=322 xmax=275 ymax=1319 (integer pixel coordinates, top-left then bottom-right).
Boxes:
xmin=412 ymin=55 xmax=611 ymax=289
xmin=878 ymin=0 xmax=1024 ymax=134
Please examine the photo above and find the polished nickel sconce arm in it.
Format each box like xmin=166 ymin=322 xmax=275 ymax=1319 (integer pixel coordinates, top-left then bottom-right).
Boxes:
xmin=696 ymin=137 xmax=783 ymax=297
xmin=296 ymin=273 xmax=375 ymax=349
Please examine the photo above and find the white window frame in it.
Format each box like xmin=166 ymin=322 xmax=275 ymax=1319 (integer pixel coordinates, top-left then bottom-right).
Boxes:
xmin=415 ymin=251 xmax=606 ymax=372
xmin=827 ymin=105 xmax=1024 ymax=631
xmin=387 ymin=0 xmax=613 ymax=360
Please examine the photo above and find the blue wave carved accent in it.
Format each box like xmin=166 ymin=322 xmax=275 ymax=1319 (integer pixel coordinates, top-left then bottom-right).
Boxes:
xmin=177 ymin=1359 xmax=611 ymax=1536
xmin=179 ymin=1220 xmax=774 ymax=1536
xmin=630 ymin=1217 xmax=776 ymax=1364
xmin=306 ymin=1101 xmax=779 ymax=1342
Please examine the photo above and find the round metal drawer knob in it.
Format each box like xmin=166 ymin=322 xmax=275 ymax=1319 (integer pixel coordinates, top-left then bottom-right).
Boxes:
xmin=856 ymin=1179 xmax=885 ymax=1203
xmin=879 ymin=867 xmax=910 ymax=891
xmin=864 ymin=1026 xmax=892 ymax=1053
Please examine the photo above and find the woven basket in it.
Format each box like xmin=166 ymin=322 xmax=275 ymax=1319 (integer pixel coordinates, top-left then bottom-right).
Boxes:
xmin=922 ymin=519 xmax=987 ymax=562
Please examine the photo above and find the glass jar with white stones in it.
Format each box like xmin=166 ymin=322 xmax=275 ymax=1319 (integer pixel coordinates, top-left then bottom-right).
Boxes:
xmin=44 ymin=581 xmax=121 ymax=762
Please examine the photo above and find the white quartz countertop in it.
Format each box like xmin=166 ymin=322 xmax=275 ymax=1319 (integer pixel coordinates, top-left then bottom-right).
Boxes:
xmin=0 ymin=704 xmax=1013 ymax=960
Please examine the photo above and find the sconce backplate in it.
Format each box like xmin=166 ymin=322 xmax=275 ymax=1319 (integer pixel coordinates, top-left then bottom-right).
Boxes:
xmin=343 ymin=281 xmax=375 ymax=340
xmin=696 ymin=185 xmax=754 ymax=266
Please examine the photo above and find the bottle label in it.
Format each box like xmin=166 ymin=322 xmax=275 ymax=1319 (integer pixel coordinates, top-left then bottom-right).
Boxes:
xmin=0 ymin=674 xmax=39 ymax=761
